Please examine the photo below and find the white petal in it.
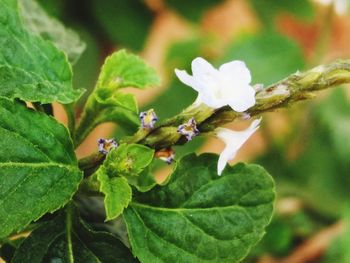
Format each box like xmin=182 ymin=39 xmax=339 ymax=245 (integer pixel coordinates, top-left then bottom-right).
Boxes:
xmin=216 ymin=118 xmax=261 ymax=175
xmin=219 ymin=60 xmax=251 ymax=84
xmin=175 ymin=69 xmax=196 ymax=89
xmin=227 ymin=85 xmax=256 ymax=112
xmin=191 ymin=57 xmax=216 ymax=76
xmin=217 ymin=147 xmax=237 ymax=175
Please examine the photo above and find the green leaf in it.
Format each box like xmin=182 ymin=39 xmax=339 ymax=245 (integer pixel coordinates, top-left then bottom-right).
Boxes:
xmin=0 ymin=97 xmax=82 ymax=238
xmin=18 ymin=0 xmax=86 ymax=64
xmin=12 ymin=207 xmax=137 ymax=263
xmin=91 ymin=0 xmax=153 ymax=51
xmin=127 ymin=168 xmax=157 ymax=193
xmin=96 ymin=144 xmax=154 ymax=220
xmin=97 ymin=174 xmax=132 ymax=221
xmin=75 ymin=50 xmax=160 ymax=145
xmin=222 ymin=32 xmax=305 ymax=85
xmin=165 ymin=0 xmax=225 ymax=21
xmin=103 ymin=144 xmax=155 ymax=177
xmin=322 ymin=212 xmax=350 ymax=263
xmin=124 ymin=153 xmax=275 ymax=263
xmin=249 ymin=0 xmax=314 ymax=28
xmin=0 ymin=0 xmax=83 ymax=104
xmin=97 ymin=50 xmax=160 ymax=90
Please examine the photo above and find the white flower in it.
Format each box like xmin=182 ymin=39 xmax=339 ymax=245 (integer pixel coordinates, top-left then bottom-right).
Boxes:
xmin=175 ymin=57 xmax=256 ymax=112
xmin=216 ymin=118 xmax=261 ymax=175
xmin=315 ymin=0 xmax=348 ymax=15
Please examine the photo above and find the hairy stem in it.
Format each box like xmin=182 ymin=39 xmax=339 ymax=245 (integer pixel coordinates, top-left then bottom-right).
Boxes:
xmin=79 ymin=60 xmax=350 ymax=171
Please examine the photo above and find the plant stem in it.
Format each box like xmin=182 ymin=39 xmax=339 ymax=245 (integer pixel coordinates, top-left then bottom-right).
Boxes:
xmin=78 ymin=152 xmax=105 ymax=171
xmin=64 ymin=103 xmax=76 ymax=143
xmin=78 ymin=60 xmax=350 ymax=172
xmin=66 ymin=203 xmax=74 ymax=263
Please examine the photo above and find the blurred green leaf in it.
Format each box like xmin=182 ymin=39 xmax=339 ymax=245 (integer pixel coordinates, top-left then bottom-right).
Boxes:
xmin=91 ymin=0 xmax=153 ymax=50
xmin=257 ymin=89 xmax=350 ymax=217
xmin=249 ymin=0 xmax=314 ymax=28
xmin=222 ymin=32 xmax=305 ymax=85
xmin=73 ymin=28 xmax=101 ymax=107
xmin=315 ymin=88 xmax=350 ymax=163
xmin=124 ymin=153 xmax=275 ymax=263
xmin=165 ymin=0 xmax=225 ymax=21
xmin=322 ymin=211 xmax=350 ymax=263
xmin=18 ymin=0 xmax=86 ymax=64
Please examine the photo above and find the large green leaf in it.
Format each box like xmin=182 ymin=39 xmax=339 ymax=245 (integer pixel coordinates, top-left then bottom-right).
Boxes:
xmin=0 ymin=0 xmax=83 ymax=103
xmin=18 ymin=0 xmax=86 ymax=64
xmin=0 ymin=98 xmax=82 ymax=238
xmin=124 ymin=153 xmax=275 ymax=263
xmin=12 ymin=207 xmax=137 ymax=263
xmin=76 ymin=50 xmax=160 ymax=145
xmin=96 ymin=144 xmax=154 ymax=220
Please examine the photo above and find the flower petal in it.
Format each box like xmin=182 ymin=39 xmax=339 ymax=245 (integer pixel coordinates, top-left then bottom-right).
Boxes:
xmin=219 ymin=60 xmax=251 ymax=84
xmin=216 ymin=118 xmax=261 ymax=175
xmin=227 ymin=85 xmax=256 ymax=112
xmin=191 ymin=57 xmax=216 ymax=76
xmin=175 ymin=69 xmax=196 ymax=89
xmin=217 ymin=147 xmax=237 ymax=175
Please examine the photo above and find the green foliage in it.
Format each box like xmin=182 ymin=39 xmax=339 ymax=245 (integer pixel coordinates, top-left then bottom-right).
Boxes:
xmin=165 ymin=0 xmax=225 ymax=21
xmin=96 ymin=50 xmax=160 ymax=90
xmin=12 ymin=206 xmax=137 ymax=263
xmin=222 ymin=32 xmax=305 ymax=85
xmin=0 ymin=97 xmax=82 ymax=238
xmin=127 ymin=167 xmax=157 ymax=193
xmin=249 ymin=0 xmax=314 ymax=28
xmin=322 ymin=213 xmax=350 ymax=263
xmin=18 ymin=0 xmax=86 ymax=64
xmin=91 ymin=0 xmax=153 ymax=51
xmin=76 ymin=50 xmax=160 ymax=145
xmin=97 ymin=175 xmax=132 ymax=221
xmin=0 ymin=0 xmax=83 ymax=104
xmin=124 ymin=153 xmax=275 ymax=263
xmin=96 ymin=144 xmax=155 ymax=220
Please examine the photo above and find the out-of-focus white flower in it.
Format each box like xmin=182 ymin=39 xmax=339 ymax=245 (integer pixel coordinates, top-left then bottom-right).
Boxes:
xmin=175 ymin=57 xmax=256 ymax=112
xmin=315 ymin=0 xmax=348 ymax=15
xmin=216 ymin=118 xmax=261 ymax=175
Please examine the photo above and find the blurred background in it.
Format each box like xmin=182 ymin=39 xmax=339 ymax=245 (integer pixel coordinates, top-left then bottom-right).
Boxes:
xmin=39 ymin=0 xmax=350 ymax=262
